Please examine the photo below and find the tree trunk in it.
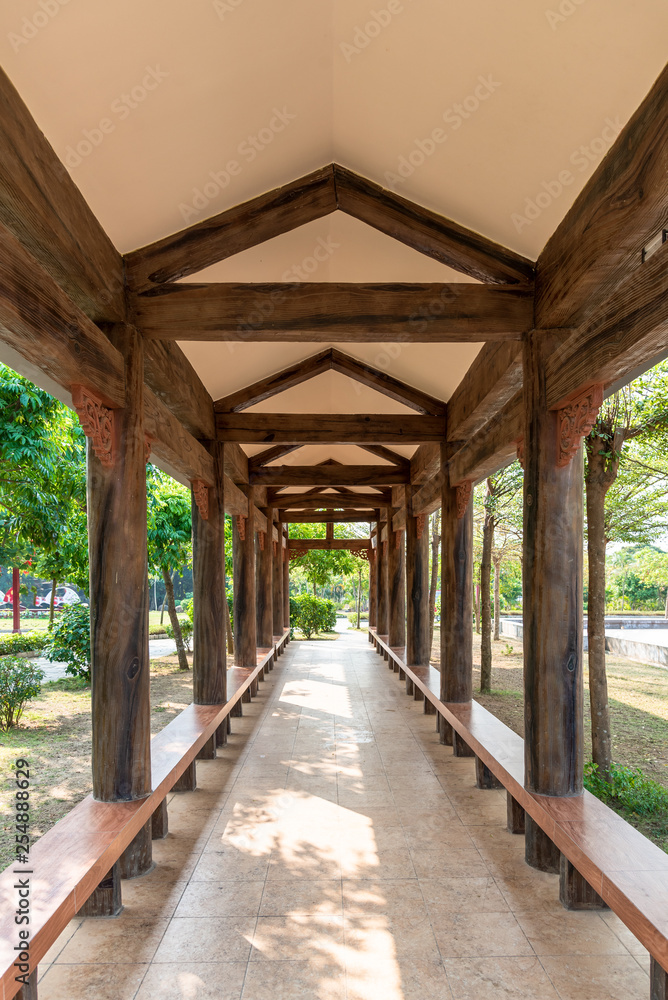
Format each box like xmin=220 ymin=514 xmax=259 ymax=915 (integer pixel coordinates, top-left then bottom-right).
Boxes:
xmin=356 ymin=565 xmax=362 ymax=628
xmin=160 ymin=593 xmax=166 ymax=625
xmin=428 ymin=512 xmax=440 ymax=655
xmin=162 ymin=566 xmax=188 ymax=670
xmin=474 ymin=581 xmax=480 ymax=634
xmin=480 ymin=511 xmax=494 ymax=693
xmin=225 ymin=594 xmax=234 ymax=654
xmin=493 ymin=554 xmax=502 ymax=641
xmin=49 ymin=576 xmax=58 ymax=626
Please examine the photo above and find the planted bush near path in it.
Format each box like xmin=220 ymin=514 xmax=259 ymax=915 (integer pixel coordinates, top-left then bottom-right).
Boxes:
xmin=0 ymin=656 xmax=44 ymax=730
xmin=0 ymin=632 xmax=47 ymax=656
xmin=291 ymin=594 xmax=337 ymax=639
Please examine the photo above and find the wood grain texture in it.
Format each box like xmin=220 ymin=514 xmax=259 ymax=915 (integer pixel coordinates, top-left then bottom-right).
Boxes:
xmin=288 ymin=538 xmax=370 ymax=550
xmin=248 ymin=445 xmax=302 ymax=470
xmin=376 ymin=517 xmax=389 ymax=637
xmin=273 ymin=518 xmax=284 ymax=635
xmin=256 ymin=502 xmax=274 ymax=648
xmin=233 ymin=490 xmax=257 ymax=667
xmin=136 ymin=281 xmax=533 ymax=341
xmin=0 ymin=67 xmax=123 ymax=322
xmin=192 ymin=441 xmax=226 ymax=704
xmin=388 ymin=526 xmax=406 ymax=648
xmin=126 ymin=165 xmax=337 ymax=293
xmin=144 ymin=390 xmax=214 ymax=485
xmin=358 ymin=445 xmax=411 ymax=469
xmin=279 ymin=509 xmax=378 ymax=522
xmin=250 ymin=465 xmax=410 ymax=486
xmin=223 ymin=474 xmax=249 ymax=517
xmin=333 ymin=164 xmax=534 ymax=284
xmin=405 ymin=487 xmax=431 ymax=666
xmin=329 ymin=347 xmax=447 ymax=414
xmin=87 ymin=326 xmax=151 ymax=802
xmin=217 ymin=412 xmax=445 ymax=443
xmin=224 ymin=442 xmax=250 ymax=484
xmin=447 ymin=341 xmax=524 ymax=441
xmin=440 ymin=448 xmax=473 ymax=707
xmin=448 ymin=391 xmax=523 ymax=486
xmin=409 ymin=443 xmax=440 ymax=486
xmin=368 ymin=542 xmax=378 ymax=629
xmin=273 ymin=492 xmax=389 ymax=509
xmin=523 ymin=331 xmax=584 ymax=797
xmin=142 ymin=339 xmax=215 ymax=439
xmin=536 ymin=65 xmax=668 ymax=329
xmin=283 ymin=536 xmax=290 ymax=626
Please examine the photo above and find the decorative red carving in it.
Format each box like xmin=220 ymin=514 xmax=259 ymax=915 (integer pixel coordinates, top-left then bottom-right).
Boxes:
xmin=71 ymin=385 xmax=115 ymax=468
xmin=416 ymin=513 xmax=427 ymax=539
xmin=289 ymin=548 xmax=307 ymax=561
xmin=259 ymin=530 xmax=266 ymax=551
xmin=236 ymin=515 xmax=246 ymax=540
xmin=351 ymin=547 xmax=372 ymax=561
xmin=556 ymin=385 xmax=604 ymax=467
xmin=192 ymin=480 xmax=209 ymax=520
xmin=515 ymin=436 xmax=525 ymax=470
xmin=456 ymin=480 xmax=472 ymax=518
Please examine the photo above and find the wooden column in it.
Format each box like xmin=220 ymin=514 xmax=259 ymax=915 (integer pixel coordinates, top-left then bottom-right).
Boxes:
xmin=192 ymin=442 xmax=226 ymax=705
xmin=273 ymin=518 xmax=284 ymax=636
xmin=87 ymin=325 xmax=151 ymax=877
xmin=651 ymin=959 xmax=668 ymax=1000
xmin=12 ymin=566 xmax=20 ymax=633
xmin=283 ymin=534 xmax=290 ymax=629
xmin=388 ymin=525 xmax=406 ymax=649
xmin=523 ymin=330 xmax=584 ymax=872
xmin=256 ymin=509 xmax=274 ymax=649
xmin=233 ymin=495 xmax=256 ymax=667
xmin=376 ymin=515 xmax=389 ymax=637
xmin=405 ymin=490 xmax=430 ymax=666
xmin=368 ymin=543 xmax=377 ymax=630
xmin=440 ymin=452 xmax=474 ymax=756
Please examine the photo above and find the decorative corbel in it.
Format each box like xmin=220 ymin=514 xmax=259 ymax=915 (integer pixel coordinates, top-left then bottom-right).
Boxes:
xmin=71 ymin=384 xmax=115 ymax=468
xmin=556 ymin=385 xmax=604 ymax=468
xmin=235 ymin=515 xmax=246 ymax=540
xmin=515 ymin=436 xmax=525 ymax=470
xmin=416 ymin=513 xmax=427 ymax=539
xmin=192 ymin=480 xmax=209 ymax=520
xmin=456 ymin=480 xmax=473 ymax=518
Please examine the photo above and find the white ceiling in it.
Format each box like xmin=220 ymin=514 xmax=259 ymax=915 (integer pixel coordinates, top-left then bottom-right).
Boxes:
xmin=3 ymin=0 xmax=665 ymax=462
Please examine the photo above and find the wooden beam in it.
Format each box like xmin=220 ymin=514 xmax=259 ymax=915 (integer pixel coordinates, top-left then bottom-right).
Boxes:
xmin=328 ymin=348 xmax=446 ymax=414
xmin=142 ymin=339 xmax=215 ymax=439
xmin=216 ymin=412 xmax=445 ymax=443
xmin=447 ymin=341 xmax=524 ymax=441
xmin=126 ymin=166 xmax=337 ymax=294
xmin=248 ymin=445 xmax=303 ymax=469
xmin=144 ymin=391 xmax=214 ymax=485
xmin=357 ymin=445 xmax=411 ymax=469
xmin=0 ymin=68 xmax=124 ymax=322
xmin=267 ymin=491 xmax=390 ymax=508
xmin=215 ymin=349 xmax=333 ymax=411
xmin=448 ymin=392 xmax=523 ymax=486
xmin=135 ymin=282 xmax=533 ymax=342
xmin=223 ymin=475 xmax=249 ymax=518
xmin=333 ymin=164 xmax=534 ymax=285
xmin=410 ymin=443 xmax=440 ymax=486
xmin=536 ymin=65 xmax=668 ymax=329
xmin=224 ymin=443 xmax=249 ymax=484
xmin=279 ymin=509 xmax=378 ymax=523
xmin=288 ymin=538 xmax=370 ymax=550
xmin=250 ymin=465 xmax=410 ymax=486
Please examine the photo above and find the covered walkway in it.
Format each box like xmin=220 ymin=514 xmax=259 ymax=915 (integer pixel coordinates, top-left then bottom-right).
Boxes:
xmin=38 ymin=632 xmax=648 ymax=1000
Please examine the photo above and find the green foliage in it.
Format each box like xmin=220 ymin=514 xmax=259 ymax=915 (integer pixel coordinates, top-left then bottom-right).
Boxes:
xmin=149 ymin=623 xmax=168 ymax=636
xmin=584 ymin=761 xmax=668 ymax=818
xmin=291 ymin=594 xmax=337 ymax=639
xmin=165 ymin=618 xmax=193 ymax=651
xmin=0 ymin=632 xmax=47 ymax=656
xmin=43 ymin=605 xmax=91 ymax=682
xmin=0 ymin=655 xmax=44 ymax=730
xmin=347 ymin=612 xmax=359 ymax=627
xmin=289 ymin=522 xmax=361 ymax=595
xmin=147 ymin=471 xmax=193 ymax=577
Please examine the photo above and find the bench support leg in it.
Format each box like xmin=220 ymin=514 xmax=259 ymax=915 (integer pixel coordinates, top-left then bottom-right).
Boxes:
xmin=651 ymin=958 xmax=668 ymax=1000
xmin=423 ymin=698 xmax=437 ymax=715
xmin=242 ymin=687 xmax=252 ymax=703
xmin=453 ymin=731 xmax=475 ymax=757
xmin=151 ymin=799 xmax=169 ymax=840
xmin=507 ymin=792 xmax=525 ymax=834
xmin=405 ymin=677 xmax=414 ymax=695
xmin=119 ymin=819 xmax=152 ymax=879
xmin=399 ymin=667 xmax=406 ymax=680
xmin=525 ymin=815 xmax=560 ymax=874
xmin=230 ymin=699 xmax=243 ymax=717
xmin=413 ymin=686 xmax=424 ymax=702
xmin=559 ymin=856 xmax=607 ymax=910
xmin=393 ymin=660 xmax=400 ymax=673
xmin=250 ymin=677 xmax=259 ymax=697
xmin=197 ymin=734 xmax=216 ymax=760
xmin=476 ymin=756 xmax=502 ymax=789
xmin=216 ymin=718 xmax=228 ymax=747
xmin=174 ymin=759 xmax=197 ymax=792
xmin=16 ymin=968 xmax=38 ymax=1000
xmin=79 ymin=861 xmax=122 ymax=917
xmin=439 ymin=718 xmax=453 ymax=746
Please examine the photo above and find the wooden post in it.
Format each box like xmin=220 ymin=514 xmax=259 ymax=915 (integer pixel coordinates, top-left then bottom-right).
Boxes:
xmin=152 ymin=799 xmax=168 ymax=839
xmin=118 ymin=819 xmax=152 ymax=879
xmin=388 ymin=525 xmax=406 ymax=649
xmin=233 ymin=497 xmax=256 ymax=666
xmin=523 ymin=330 xmax=584 ymax=872
xmin=559 ymin=855 xmax=607 ymax=909
xmin=87 ymin=325 xmax=151 ymax=876
xmin=174 ymin=759 xmax=197 ymax=791
xmin=440 ymin=450 xmax=474 ymax=757
xmin=273 ymin=517 xmax=284 ymax=637
xmin=376 ymin=515 xmax=389 ymax=637
xmin=192 ymin=442 xmax=226 ymax=706
xmin=368 ymin=543 xmax=377 ymax=630
xmin=256 ymin=508 xmax=274 ymax=648
xmin=476 ymin=756 xmax=502 ymax=789
xmin=651 ymin=958 xmax=668 ymax=1000
xmin=283 ymin=533 xmax=290 ymax=629
xmin=78 ymin=862 xmax=121 ymax=917
xmin=15 ymin=968 xmax=38 ymax=1000
xmin=507 ymin=793 xmax=525 ymax=834
xmin=405 ymin=489 xmax=430 ymax=666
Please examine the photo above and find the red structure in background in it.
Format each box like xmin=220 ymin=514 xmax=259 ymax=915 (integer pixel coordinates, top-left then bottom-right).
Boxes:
xmin=12 ymin=567 xmax=20 ymax=633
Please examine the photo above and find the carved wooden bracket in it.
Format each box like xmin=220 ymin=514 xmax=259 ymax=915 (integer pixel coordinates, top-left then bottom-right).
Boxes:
xmin=456 ymin=480 xmax=472 ymax=518
xmin=351 ymin=548 xmax=371 ymax=561
xmin=416 ymin=513 xmax=427 ymax=539
xmin=556 ymin=385 xmax=604 ymax=468
xmin=236 ymin=515 xmax=246 ymax=540
xmin=71 ymin=385 xmax=115 ymax=468
xmin=191 ymin=480 xmax=209 ymax=520
xmin=289 ymin=548 xmax=307 ymax=561
xmin=515 ymin=436 xmax=525 ymax=470
xmin=258 ymin=530 xmax=266 ymax=551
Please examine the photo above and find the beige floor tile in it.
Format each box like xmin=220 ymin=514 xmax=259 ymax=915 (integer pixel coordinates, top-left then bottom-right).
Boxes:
xmin=444 ymin=956 xmax=560 ymax=999
xmin=411 ymin=847 xmax=490 ymax=879
xmin=55 ymin=917 xmax=168 ymax=965
xmin=515 ymin=910 xmax=631 ymax=956
xmin=38 ymin=962 xmax=148 ymax=1000
xmin=422 ymin=876 xmax=509 ymax=913
xmin=601 ymin=910 xmax=650 ymax=957
xmin=135 ymin=961 xmax=247 ymax=999
xmin=175 ymin=879 xmax=265 ymax=917
xmin=153 ymin=916 xmax=256 ymax=963
xmin=344 ymin=912 xmax=442 ymax=965
xmin=241 ymin=959 xmax=346 ymax=999
xmin=260 ymin=878 xmax=343 ymax=915
xmin=41 ymin=917 xmax=83 ymax=963
xmin=432 ymin=911 xmax=534 ymax=958
xmin=342 ymin=878 xmax=424 ymax=916
xmin=540 ymin=954 xmax=650 ymax=999
xmin=346 ymin=957 xmax=453 ymax=999
xmin=192 ymin=849 xmax=271 ymax=882
xmin=495 ymin=869 xmax=565 ymax=913
xmin=121 ymin=875 xmax=188 ymax=918
xmin=251 ymin=914 xmax=344 ymax=961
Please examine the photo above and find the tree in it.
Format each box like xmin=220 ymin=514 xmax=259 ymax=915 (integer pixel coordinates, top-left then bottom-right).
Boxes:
xmin=147 ymin=472 xmax=192 ymax=670
xmin=585 ymin=365 xmax=668 ymax=778
xmin=288 ymin=522 xmax=359 ymax=595
xmin=428 ymin=511 xmax=440 ymax=653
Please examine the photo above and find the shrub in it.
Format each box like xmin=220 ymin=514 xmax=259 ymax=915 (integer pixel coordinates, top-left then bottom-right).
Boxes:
xmin=347 ymin=612 xmax=360 ymax=627
xmin=42 ymin=605 xmax=91 ymax=682
xmin=291 ymin=595 xmax=337 ymax=639
xmin=165 ymin=618 xmax=193 ymax=651
xmin=0 ymin=631 xmax=47 ymax=656
xmin=0 ymin=656 xmax=44 ymax=730
xmin=149 ymin=624 xmax=168 ymax=636
xmin=584 ymin=761 xmax=668 ymax=818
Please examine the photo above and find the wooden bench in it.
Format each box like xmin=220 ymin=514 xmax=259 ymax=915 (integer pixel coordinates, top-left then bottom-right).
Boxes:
xmin=370 ymin=628 xmax=668 ymax=997
xmin=0 ymin=631 xmax=289 ymax=1000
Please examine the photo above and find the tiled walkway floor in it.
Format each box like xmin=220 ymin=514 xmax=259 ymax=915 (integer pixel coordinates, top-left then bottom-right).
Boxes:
xmin=39 ymin=631 xmax=650 ymax=999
